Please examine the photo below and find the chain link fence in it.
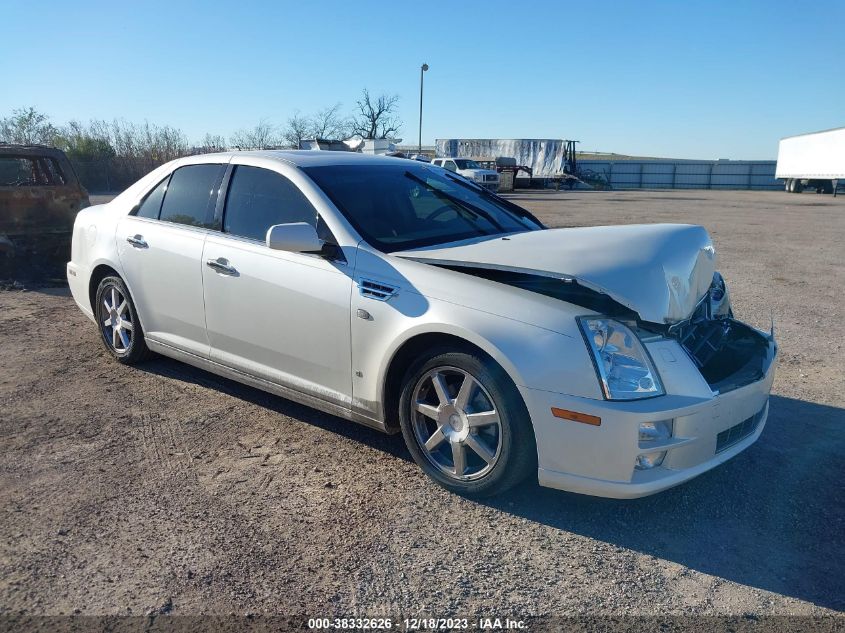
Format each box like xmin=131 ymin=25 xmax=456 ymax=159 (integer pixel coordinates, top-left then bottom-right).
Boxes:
xmin=68 ymin=158 xmax=169 ymax=194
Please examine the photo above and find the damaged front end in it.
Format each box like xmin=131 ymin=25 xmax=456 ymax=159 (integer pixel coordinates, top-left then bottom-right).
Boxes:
xmin=664 ymin=273 xmax=776 ymax=394
xmin=444 ymin=264 xmax=776 ymax=397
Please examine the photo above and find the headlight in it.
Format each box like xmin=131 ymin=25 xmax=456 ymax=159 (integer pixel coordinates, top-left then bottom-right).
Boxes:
xmin=578 ymin=317 xmax=665 ymax=400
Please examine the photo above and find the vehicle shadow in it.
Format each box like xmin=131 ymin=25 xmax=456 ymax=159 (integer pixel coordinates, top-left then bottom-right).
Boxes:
xmin=135 ymin=353 xmax=844 ymax=610
xmin=134 ymin=356 xmax=415 ymax=464
xmin=477 ymin=394 xmax=845 ymax=611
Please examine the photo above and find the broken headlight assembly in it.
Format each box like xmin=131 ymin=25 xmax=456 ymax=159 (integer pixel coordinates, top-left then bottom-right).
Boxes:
xmin=578 ymin=317 xmax=665 ymax=400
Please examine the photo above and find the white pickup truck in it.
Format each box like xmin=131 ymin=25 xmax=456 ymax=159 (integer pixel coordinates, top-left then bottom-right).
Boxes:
xmin=431 ymin=158 xmax=500 ymax=192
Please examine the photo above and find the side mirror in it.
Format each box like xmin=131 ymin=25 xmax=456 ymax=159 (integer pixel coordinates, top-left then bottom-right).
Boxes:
xmin=266 ymin=222 xmax=323 ymax=253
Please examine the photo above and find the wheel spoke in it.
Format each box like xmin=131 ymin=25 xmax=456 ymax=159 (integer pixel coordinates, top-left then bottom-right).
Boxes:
xmin=110 ymin=288 xmax=118 ymax=310
xmin=466 ymin=411 xmax=498 ymax=428
xmin=121 ymin=319 xmax=133 ymax=331
xmin=118 ymin=328 xmax=130 ymax=349
xmin=454 ymin=374 xmax=475 ymax=411
xmin=451 ymin=440 xmax=466 ymax=476
xmin=103 ymin=317 xmax=112 ymax=327
xmin=117 ymin=300 xmax=128 ymax=317
xmin=431 ymin=372 xmax=450 ymax=406
xmin=103 ymin=298 xmax=112 ymax=312
xmin=112 ymin=327 xmax=120 ymax=348
xmin=415 ymin=402 xmax=439 ymax=420
xmin=464 ymin=434 xmax=495 ymax=464
xmin=424 ymin=426 xmax=447 ymax=451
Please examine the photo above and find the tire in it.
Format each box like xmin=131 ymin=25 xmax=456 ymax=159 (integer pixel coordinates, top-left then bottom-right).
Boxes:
xmin=398 ymin=349 xmax=537 ymax=497
xmin=794 ymin=179 xmax=804 ymax=193
xmin=95 ymin=275 xmax=154 ymax=364
xmin=784 ymin=179 xmax=792 ymax=192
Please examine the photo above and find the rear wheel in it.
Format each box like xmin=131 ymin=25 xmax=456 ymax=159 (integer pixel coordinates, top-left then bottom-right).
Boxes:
xmin=95 ymin=276 xmax=153 ymax=364
xmin=398 ymin=349 xmax=536 ymax=496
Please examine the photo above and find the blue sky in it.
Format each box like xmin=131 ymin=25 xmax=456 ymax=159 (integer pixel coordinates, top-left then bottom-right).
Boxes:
xmin=2 ymin=0 xmax=842 ymax=159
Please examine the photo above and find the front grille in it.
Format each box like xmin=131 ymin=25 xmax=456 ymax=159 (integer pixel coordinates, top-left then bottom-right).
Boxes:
xmin=716 ymin=405 xmax=764 ymax=453
xmin=484 ymin=174 xmax=498 ymax=182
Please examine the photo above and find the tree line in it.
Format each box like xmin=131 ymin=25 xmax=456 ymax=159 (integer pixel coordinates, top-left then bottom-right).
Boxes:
xmin=0 ymin=89 xmax=401 ymax=191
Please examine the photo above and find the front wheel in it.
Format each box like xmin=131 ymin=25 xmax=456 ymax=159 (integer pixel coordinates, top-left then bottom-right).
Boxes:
xmin=95 ymin=275 xmax=154 ymax=364
xmin=398 ymin=350 xmax=536 ymax=497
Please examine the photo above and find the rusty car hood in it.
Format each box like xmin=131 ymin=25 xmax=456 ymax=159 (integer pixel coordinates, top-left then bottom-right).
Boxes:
xmin=393 ymin=224 xmax=717 ymax=324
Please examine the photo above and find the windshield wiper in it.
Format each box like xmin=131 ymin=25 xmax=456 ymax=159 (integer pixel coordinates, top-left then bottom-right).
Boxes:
xmin=442 ymin=172 xmax=545 ymax=228
xmin=405 ymin=171 xmax=506 ymax=233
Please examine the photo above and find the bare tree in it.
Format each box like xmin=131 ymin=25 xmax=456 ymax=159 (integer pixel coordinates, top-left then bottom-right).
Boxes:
xmin=229 ymin=119 xmax=279 ymax=150
xmin=0 ymin=106 xmax=58 ymax=145
xmin=311 ymin=103 xmax=350 ymax=140
xmin=200 ymin=133 xmax=227 ymax=152
xmin=282 ymin=112 xmax=312 ymax=149
xmin=351 ymin=89 xmax=401 ymax=139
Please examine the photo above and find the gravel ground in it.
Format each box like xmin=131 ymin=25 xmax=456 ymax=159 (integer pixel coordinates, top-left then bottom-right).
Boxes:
xmin=0 ymin=189 xmax=843 ymax=618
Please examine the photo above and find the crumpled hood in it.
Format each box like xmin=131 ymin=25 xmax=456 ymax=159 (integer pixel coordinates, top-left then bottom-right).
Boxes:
xmin=393 ymin=224 xmax=717 ymax=324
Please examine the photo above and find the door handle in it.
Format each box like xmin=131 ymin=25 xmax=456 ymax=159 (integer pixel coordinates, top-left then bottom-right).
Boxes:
xmin=126 ymin=234 xmax=148 ymax=249
xmin=205 ymin=257 xmax=238 ymax=276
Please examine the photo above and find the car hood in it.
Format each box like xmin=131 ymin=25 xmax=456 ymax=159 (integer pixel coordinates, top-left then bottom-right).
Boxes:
xmin=393 ymin=224 xmax=717 ymax=324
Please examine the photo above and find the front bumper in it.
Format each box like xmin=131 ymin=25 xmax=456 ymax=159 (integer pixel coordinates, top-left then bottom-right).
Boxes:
xmin=475 ymin=180 xmax=499 ymax=192
xmin=522 ymin=334 xmax=777 ymax=498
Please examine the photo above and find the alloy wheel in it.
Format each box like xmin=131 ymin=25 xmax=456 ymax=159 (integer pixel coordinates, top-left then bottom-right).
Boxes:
xmin=410 ymin=366 xmax=502 ymax=481
xmin=100 ymin=285 xmax=134 ymax=353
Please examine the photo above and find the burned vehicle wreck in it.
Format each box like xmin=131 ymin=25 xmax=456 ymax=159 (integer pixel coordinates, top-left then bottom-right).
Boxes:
xmin=1 ymin=144 xmax=89 ymax=279
xmin=67 ymin=152 xmax=776 ymax=498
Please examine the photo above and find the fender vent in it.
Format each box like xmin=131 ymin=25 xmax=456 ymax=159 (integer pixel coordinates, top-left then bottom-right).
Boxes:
xmin=359 ymin=279 xmax=398 ymax=301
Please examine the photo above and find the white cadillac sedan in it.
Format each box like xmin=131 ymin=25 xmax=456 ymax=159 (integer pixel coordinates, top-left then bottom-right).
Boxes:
xmin=67 ymin=151 xmax=777 ymax=498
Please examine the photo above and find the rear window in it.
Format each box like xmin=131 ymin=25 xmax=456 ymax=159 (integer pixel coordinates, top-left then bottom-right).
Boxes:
xmin=0 ymin=156 xmax=67 ymax=186
xmin=159 ymin=164 xmax=225 ymax=229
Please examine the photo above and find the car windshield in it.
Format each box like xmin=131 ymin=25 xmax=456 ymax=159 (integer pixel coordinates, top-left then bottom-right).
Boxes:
xmin=454 ymin=159 xmax=481 ymax=170
xmin=303 ymin=163 xmax=542 ymax=252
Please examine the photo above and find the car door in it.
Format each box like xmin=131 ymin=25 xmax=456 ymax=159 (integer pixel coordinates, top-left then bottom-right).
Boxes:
xmin=116 ymin=162 xmax=227 ymax=357
xmin=201 ymin=163 xmax=354 ymax=410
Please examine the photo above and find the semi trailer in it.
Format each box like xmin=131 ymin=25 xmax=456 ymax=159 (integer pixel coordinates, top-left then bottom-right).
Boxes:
xmin=776 ymin=127 xmax=844 ymax=195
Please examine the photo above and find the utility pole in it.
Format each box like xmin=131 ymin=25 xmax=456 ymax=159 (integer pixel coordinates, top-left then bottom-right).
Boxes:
xmin=419 ymin=63 xmax=429 ymax=154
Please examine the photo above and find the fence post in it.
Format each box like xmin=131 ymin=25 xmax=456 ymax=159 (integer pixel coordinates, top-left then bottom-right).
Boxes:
xmin=747 ymin=164 xmax=753 ymax=190
xmin=639 ymin=163 xmax=644 ymax=189
xmin=708 ymin=163 xmax=713 ymax=189
xmin=672 ymin=164 xmax=677 ymax=189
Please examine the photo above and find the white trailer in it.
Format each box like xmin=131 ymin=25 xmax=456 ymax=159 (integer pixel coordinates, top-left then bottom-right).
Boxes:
xmin=776 ymin=127 xmax=845 ymax=195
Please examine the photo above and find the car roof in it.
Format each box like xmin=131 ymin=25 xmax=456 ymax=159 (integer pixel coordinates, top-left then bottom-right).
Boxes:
xmin=197 ymin=150 xmax=412 ymax=168
xmin=0 ymin=144 xmax=69 ymax=159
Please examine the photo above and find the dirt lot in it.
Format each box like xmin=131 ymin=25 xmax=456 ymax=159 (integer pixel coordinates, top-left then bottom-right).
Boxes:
xmin=1 ymin=189 xmax=843 ymax=618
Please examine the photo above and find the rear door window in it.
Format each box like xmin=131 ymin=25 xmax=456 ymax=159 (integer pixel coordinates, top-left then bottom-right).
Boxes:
xmin=0 ymin=156 xmax=66 ymax=186
xmin=159 ymin=164 xmax=225 ymax=229
xmin=223 ymin=165 xmax=319 ymax=242
xmin=135 ymin=176 xmax=170 ymax=219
